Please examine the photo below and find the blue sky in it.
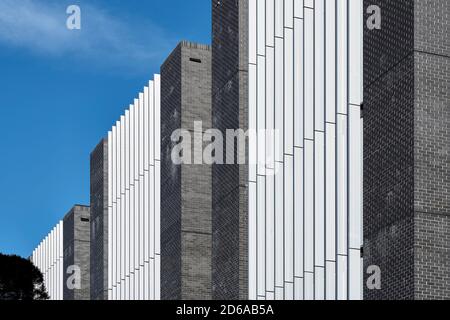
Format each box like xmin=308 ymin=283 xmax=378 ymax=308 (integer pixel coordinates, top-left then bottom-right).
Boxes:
xmin=0 ymin=0 xmax=211 ymax=258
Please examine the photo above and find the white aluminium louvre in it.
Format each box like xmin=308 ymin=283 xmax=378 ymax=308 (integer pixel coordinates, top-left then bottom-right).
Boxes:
xmin=248 ymin=0 xmax=363 ymax=300
xmin=107 ymin=75 xmax=161 ymax=300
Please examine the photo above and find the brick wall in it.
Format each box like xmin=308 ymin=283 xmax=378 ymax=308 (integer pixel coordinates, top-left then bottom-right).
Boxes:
xmin=89 ymin=139 xmax=108 ymax=300
xmin=364 ymin=0 xmax=450 ymax=300
xmin=212 ymin=0 xmax=249 ymax=300
xmin=63 ymin=205 xmax=91 ymax=300
xmin=161 ymin=41 xmax=212 ymax=300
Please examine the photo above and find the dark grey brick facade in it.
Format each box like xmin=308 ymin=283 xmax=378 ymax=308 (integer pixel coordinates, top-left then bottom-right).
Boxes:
xmin=160 ymin=41 xmax=212 ymax=300
xmin=90 ymin=139 xmax=108 ymax=300
xmin=211 ymin=0 xmax=249 ymax=300
xmin=63 ymin=205 xmax=91 ymax=300
xmin=364 ymin=0 xmax=450 ymax=300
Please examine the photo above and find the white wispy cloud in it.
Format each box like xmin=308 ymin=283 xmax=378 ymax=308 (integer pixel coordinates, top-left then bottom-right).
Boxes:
xmin=0 ymin=0 xmax=173 ymax=72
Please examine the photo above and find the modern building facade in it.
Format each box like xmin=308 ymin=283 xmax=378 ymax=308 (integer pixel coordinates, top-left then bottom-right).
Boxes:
xmin=90 ymin=139 xmax=109 ymax=300
xmin=107 ymin=75 xmax=161 ymax=300
xmin=63 ymin=205 xmax=91 ymax=300
xmin=28 ymin=0 xmax=450 ymax=302
xmin=364 ymin=0 xmax=450 ymax=300
xmin=212 ymin=0 xmax=363 ymax=300
xmin=31 ymin=221 xmax=64 ymax=300
xmin=160 ymin=41 xmax=213 ymax=300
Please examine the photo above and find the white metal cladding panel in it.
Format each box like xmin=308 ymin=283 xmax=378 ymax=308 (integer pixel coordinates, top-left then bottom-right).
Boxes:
xmin=121 ymin=117 xmax=126 ymax=285
xmin=304 ymin=272 xmax=314 ymax=300
xmin=349 ymin=249 xmax=362 ymax=300
xmin=155 ymin=254 xmax=161 ymax=300
xmin=294 ymin=277 xmax=304 ymax=300
xmin=294 ymin=18 xmax=304 ymax=148
xmin=325 ymin=0 xmax=336 ymax=124
xmin=294 ymin=0 xmax=304 ymax=18
xmin=337 ymin=255 xmax=348 ymax=300
xmin=134 ymin=103 xmax=139 ymax=272
xmin=304 ymin=8 xmax=314 ymax=140
xmin=337 ymin=0 xmax=348 ymax=115
xmin=274 ymin=163 xmax=284 ymax=290
xmin=284 ymin=155 xmax=294 ymax=291
xmin=294 ymin=147 xmax=304 ymax=279
xmin=248 ymin=181 xmax=257 ymax=300
xmin=314 ymin=0 xmax=325 ymax=132
xmin=349 ymin=106 xmax=362 ymax=250
xmin=274 ymin=0 xmax=283 ymax=37
xmin=314 ymin=132 xmax=325 ymax=268
xmin=285 ymin=282 xmax=294 ymax=300
xmin=285 ymin=0 xmax=294 ymax=28
xmin=257 ymin=56 xmax=266 ymax=176
xmin=113 ymin=122 xmax=120 ymax=292
xmin=154 ymin=75 xmax=161 ymax=162
xmin=144 ymin=171 xmax=150 ymax=263
xmin=125 ymin=112 xmax=130 ymax=279
xmin=148 ymin=81 xmax=155 ymax=166
xmin=149 ymin=166 xmax=155 ymax=258
xmin=130 ymin=104 xmax=135 ymax=189
xmin=249 ymin=0 xmax=257 ymax=64
xmin=134 ymin=99 xmax=139 ymax=181
xmin=274 ymin=37 xmax=284 ymax=163
xmin=266 ymin=47 xmax=275 ymax=171
xmin=106 ymin=76 xmax=160 ymax=299
xmin=144 ymin=262 xmax=149 ymax=300
xmin=266 ymin=0 xmax=274 ymax=47
xmin=315 ymin=266 xmax=325 ymax=300
xmin=111 ymin=126 xmax=116 ymax=291
xmin=125 ymin=191 xmax=130 ymax=279
xmin=59 ymin=221 xmax=63 ymax=300
xmin=144 ymin=87 xmax=149 ymax=170
xmin=257 ymin=0 xmax=266 ymax=55
xmin=257 ymin=176 xmax=266 ymax=298
xmin=326 ymin=261 xmax=336 ymax=300
xmin=121 ymin=116 xmax=126 ymax=196
xmin=266 ymin=173 xmax=275 ymax=295
xmin=150 ymin=260 xmax=155 ymax=300
xmin=284 ymin=28 xmax=294 ymax=155
xmin=139 ymin=178 xmax=144 ymax=268
xmin=109 ymin=76 xmax=160 ymax=299
xmin=349 ymin=0 xmax=363 ymax=106
xmin=304 ymin=0 xmax=314 ymax=9
xmin=129 ymin=105 xmax=135 ymax=277
xmin=118 ymin=119 xmax=122 ymax=289
xmin=275 ymin=286 xmax=283 ymax=300
xmin=325 ymin=124 xmax=337 ymax=262
xmin=249 ymin=63 xmax=257 ymax=182
xmin=139 ymin=93 xmax=144 ymax=176
xmin=304 ymin=140 xmax=314 ymax=274
xmin=155 ymin=160 xmax=161 ymax=256
xmin=130 ymin=184 xmax=135 ymax=279
xmin=337 ymin=114 xmax=348 ymax=256
xmin=125 ymin=111 xmax=130 ymax=189
xmin=108 ymin=131 xmax=113 ymax=297
xmin=349 ymin=106 xmax=362 ymax=301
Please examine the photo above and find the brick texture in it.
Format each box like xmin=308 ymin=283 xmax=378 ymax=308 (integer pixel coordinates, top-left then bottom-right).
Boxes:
xmin=160 ymin=41 xmax=212 ymax=300
xmin=89 ymin=139 xmax=108 ymax=300
xmin=364 ymin=0 xmax=450 ymax=300
xmin=63 ymin=205 xmax=91 ymax=300
xmin=212 ymin=0 xmax=249 ymax=300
